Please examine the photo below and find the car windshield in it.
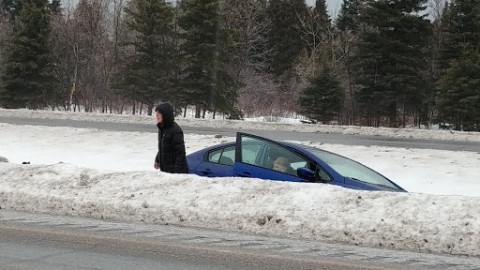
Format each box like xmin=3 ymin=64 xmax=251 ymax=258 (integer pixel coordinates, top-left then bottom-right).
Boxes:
xmin=306 ymin=147 xmax=399 ymax=190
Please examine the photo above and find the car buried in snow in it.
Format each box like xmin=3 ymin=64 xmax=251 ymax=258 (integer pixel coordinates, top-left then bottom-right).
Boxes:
xmin=187 ymin=133 xmax=406 ymax=192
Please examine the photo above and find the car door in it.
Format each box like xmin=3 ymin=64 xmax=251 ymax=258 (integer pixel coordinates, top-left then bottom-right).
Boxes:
xmin=194 ymin=145 xmax=235 ymax=177
xmin=233 ymin=133 xmax=308 ymax=182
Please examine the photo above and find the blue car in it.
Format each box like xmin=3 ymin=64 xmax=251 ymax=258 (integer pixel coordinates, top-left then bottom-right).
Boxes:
xmin=187 ymin=132 xmax=406 ymax=192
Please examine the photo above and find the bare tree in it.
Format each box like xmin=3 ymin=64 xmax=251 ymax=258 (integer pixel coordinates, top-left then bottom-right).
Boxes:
xmin=295 ymin=5 xmax=333 ymax=79
xmin=424 ymin=0 xmax=446 ymax=126
xmin=50 ymin=0 xmax=78 ymax=111
xmin=334 ymin=29 xmax=360 ymax=125
xmin=427 ymin=0 xmax=446 ymax=79
xmin=50 ymin=0 xmax=109 ymax=112
xmin=225 ymin=0 xmax=271 ymax=76
xmin=224 ymin=0 xmax=283 ymax=117
xmin=233 ymin=67 xmax=278 ymax=116
xmin=72 ymin=0 xmax=107 ymax=111
xmin=97 ymin=0 xmax=129 ymax=113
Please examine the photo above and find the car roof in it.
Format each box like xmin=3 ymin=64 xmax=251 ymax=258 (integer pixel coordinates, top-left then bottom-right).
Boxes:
xmin=193 ymin=133 xmax=330 ymax=159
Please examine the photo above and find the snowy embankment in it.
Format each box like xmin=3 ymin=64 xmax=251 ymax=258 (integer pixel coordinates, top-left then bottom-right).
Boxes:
xmin=1 ymin=109 xmax=480 ymax=257
xmin=1 ymin=162 xmax=479 ymax=257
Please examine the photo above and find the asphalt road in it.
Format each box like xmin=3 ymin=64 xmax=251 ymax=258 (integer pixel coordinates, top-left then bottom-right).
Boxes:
xmin=1 ymin=116 xmax=480 ymax=152
xmin=1 ymin=210 xmax=479 ymax=270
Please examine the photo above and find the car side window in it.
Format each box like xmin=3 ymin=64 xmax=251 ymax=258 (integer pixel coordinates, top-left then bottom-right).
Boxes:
xmin=316 ymin=166 xmax=332 ymax=182
xmin=265 ymin=145 xmax=309 ymax=176
xmin=239 ymin=138 xmax=263 ymax=166
xmin=207 ymin=146 xmax=235 ymax=166
xmin=240 ymin=135 xmax=309 ymax=176
xmin=300 ymin=161 xmax=331 ymax=182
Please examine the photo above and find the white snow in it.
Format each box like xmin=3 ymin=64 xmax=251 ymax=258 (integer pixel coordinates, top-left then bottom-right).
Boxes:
xmin=1 ymin=109 xmax=479 ymax=257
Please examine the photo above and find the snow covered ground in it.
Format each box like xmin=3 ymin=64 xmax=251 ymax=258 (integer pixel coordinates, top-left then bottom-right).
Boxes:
xmin=1 ymin=109 xmax=479 ymax=257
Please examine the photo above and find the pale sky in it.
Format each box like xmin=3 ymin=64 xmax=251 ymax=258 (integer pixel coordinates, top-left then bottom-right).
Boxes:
xmin=1 ymin=108 xmax=480 ymax=258
xmin=307 ymin=0 xmax=341 ymax=17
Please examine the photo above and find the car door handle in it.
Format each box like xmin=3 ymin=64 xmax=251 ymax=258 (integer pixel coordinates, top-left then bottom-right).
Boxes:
xmin=237 ymin=172 xmax=251 ymax=177
xmin=200 ymin=169 xmax=213 ymax=176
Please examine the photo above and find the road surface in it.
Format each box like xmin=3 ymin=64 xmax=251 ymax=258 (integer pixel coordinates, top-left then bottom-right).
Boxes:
xmin=1 ymin=210 xmax=479 ymax=270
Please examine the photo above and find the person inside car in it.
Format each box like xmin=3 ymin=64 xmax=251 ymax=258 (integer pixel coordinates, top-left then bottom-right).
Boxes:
xmin=272 ymin=156 xmax=289 ymax=173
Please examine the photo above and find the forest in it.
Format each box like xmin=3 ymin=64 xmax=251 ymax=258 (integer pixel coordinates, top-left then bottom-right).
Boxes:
xmin=0 ymin=0 xmax=479 ymax=131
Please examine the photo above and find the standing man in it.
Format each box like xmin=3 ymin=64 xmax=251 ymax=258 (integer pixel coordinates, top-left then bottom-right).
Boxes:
xmin=154 ymin=102 xmax=188 ymax=173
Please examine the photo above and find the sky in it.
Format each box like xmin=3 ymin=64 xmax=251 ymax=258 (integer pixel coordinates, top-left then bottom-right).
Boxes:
xmin=307 ymin=0 xmax=341 ymax=17
xmin=1 ymin=109 xmax=480 ymax=258
xmin=327 ymin=0 xmax=341 ymax=17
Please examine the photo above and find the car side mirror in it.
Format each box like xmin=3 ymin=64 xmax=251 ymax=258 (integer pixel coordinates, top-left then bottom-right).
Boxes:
xmin=297 ymin=167 xmax=315 ymax=182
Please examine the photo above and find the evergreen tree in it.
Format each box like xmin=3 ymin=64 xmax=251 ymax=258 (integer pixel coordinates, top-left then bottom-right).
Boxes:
xmin=225 ymin=0 xmax=271 ymax=74
xmin=267 ymin=0 xmax=308 ymax=77
xmin=353 ymin=0 xmax=431 ymax=127
xmin=435 ymin=1 xmax=451 ymax=75
xmin=298 ymin=66 xmax=343 ymax=123
xmin=311 ymin=0 xmax=331 ymax=61
xmin=179 ymin=0 xmax=239 ymax=118
xmin=435 ymin=0 xmax=480 ymax=130
xmin=111 ymin=0 xmax=176 ymax=113
xmin=0 ymin=0 xmax=60 ymax=109
xmin=335 ymin=0 xmax=366 ymax=125
xmin=438 ymin=0 xmax=480 ymax=74
xmin=1 ymin=0 xmax=22 ymax=20
xmin=2 ymin=0 xmax=60 ymax=19
xmin=436 ymin=55 xmax=480 ymax=131
xmin=50 ymin=0 xmax=61 ymax=14
xmin=336 ymin=0 xmax=363 ymax=32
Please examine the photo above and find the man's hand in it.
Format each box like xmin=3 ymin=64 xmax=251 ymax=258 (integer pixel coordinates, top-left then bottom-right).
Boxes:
xmin=154 ymin=162 xmax=160 ymax=170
